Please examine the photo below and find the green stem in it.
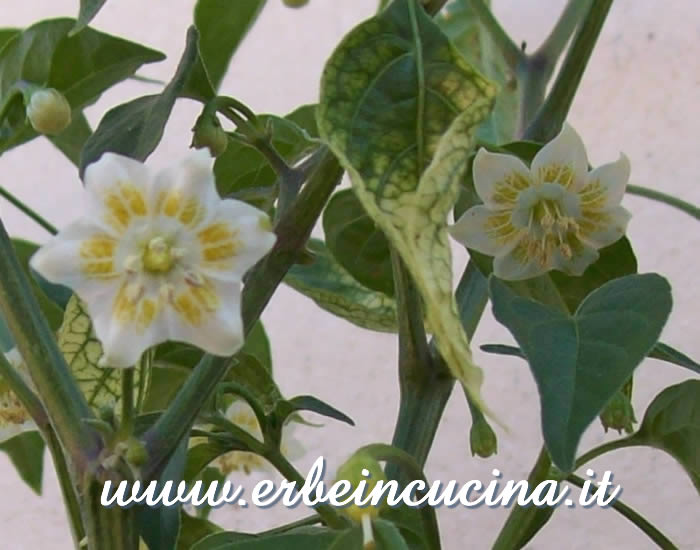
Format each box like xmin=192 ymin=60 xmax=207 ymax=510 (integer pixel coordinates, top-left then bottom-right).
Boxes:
xmin=0 ymin=218 xmax=101 ymax=471
xmin=265 ymin=447 xmax=347 ymax=530
xmin=119 ymin=368 xmax=134 ymax=438
xmin=141 ymin=151 xmax=342 ymax=480
xmin=534 ymin=0 xmax=593 ymax=60
xmin=81 ymin=473 xmax=139 ymax=550
xmin=469 ymin=0 xmax=523 ymax=68
xmin=567 ymin=474 xmax=678 ymax=549
xmin=525 ymin=0 xmax=614 ymax=142
xmin=0 ymin=186 xmax=57 ymax=235
xmin=627 ymin=184 xmax=700 ymax=220
xmin=492 ymin=446 xmax=552 ymax=550
xmin=575 ymin=436 xmax=637 ymax=469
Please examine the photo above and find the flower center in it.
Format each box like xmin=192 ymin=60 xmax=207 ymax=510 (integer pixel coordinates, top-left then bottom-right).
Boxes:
xmin=142 ymin=236 xmax=177 ymax=273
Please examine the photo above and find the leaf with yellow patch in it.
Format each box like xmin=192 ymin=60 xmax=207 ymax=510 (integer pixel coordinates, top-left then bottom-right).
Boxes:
xmin=58 ymin=295 xmax=142 ymax=413
xmin=318 ymin=0 xmax=496 ymax=410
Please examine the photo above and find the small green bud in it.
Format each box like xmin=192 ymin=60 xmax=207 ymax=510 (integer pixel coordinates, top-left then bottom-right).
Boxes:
xmin=600 ymin=390 xmax=636 ymax=434
xmin=191 ymin=114 xmax=228 ymax=157
xmin=26 ymin=88 xmax=72 ymax=135
xmin=470 ymin=416 xmax=498 ymax=458
xmin=282 ymin=0 xmax=310 ymax=7
xmin=334 ymin=452 xmax=387 ymax=522
xmin=125 ymin=438 xmax=149 ymax=467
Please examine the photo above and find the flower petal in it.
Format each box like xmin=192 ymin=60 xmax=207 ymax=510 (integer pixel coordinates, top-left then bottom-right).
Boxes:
xmin=531 ymin=124 xmax=588 ymax=191
xmin=30 ymin=219 xmax=122 ymax=302
xmin=579 ymin=153 xmax=630 ymax=210
xmin=197 ymin=200 xmax=276 ymax=282
xmin=492 ymin=237 xmax=548 ymax=281
xmin=150 ymin=149 xmax=219 ymax=228
xmin=472 ymin=148 xmax=532 ymax=208
xmin=450 ymin=205 xmax=522 ymax=256
xmin=550 ymin=238 xmax=600 ymax=277
xmin=579 ymin=205 xmax=631 ymax=249
xmin=166 ymin=279 xmax=244 ymax=358
xmin=84 ymin=153 xmax=152 ymax=233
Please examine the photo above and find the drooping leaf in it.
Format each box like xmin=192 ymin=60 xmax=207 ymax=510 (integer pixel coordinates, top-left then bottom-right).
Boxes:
xmin=374 ymin=519 xmax=411 ymax=550
xmin=0 ymin=431 xmax=45 ymax=494
xmin=489 ymin=273 xmax=673 ymax=471
xmin=193 ymin=0 xmax=267 ymax=91
xmin=80 ymin=26 xmax=200 ymax=174
xmin=318 ymin=0 xmax=497 ymax=412
xmin=57 ymin=295 xmax=141 ymax=411
xmin=177 ymin=512 xmax=222 ymax=550
xmin=278 ymin=395 xmax=354 ymax=427
xmin=226 ymin=353 xmax=282 ymax=414
xmin=285 ymin=239 xmax=398 ymax=332
xmin=192 ymin=527 xmax=342 ymax=550
xmin=631 ymin=379 xmax=700 ymax=493
xmin=323 ymin=189 xmax=394 ymax=296
xmin=0 ymin=18 xmax=164 ymax=155
xmin=72 ymin=0 xmax=109 ymax=34
xmin=48 ymin=111 xmax=92 ymax=166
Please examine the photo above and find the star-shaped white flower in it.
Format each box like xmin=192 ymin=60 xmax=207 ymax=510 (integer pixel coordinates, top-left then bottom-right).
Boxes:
xmin=450 ymin=125 xmax=631 ymax=281
xmin=0 ymin=349 xmax=36 ymax=443
xmin=31 ymin=151 xmax=276 ymax=367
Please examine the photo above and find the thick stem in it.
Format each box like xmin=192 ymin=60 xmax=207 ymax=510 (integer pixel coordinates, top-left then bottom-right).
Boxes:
xmin=492 ymin=446 xmax=552 ymax=550
xmin=141 ymin=151 xmax=342 ymax=480
xmin=534 ymin=0 xmax=594 ymax=61
xmin=525 ymin=0 xmax=614 ymax=142
xmin=82 ymin=473 xmax=139 ymax=550
xmin=0 ymin=218 xmax=101 ymax=471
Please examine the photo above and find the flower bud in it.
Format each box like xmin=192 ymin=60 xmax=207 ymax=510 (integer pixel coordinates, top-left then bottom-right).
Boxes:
xmin=125 ymin=438 xmax=149 ymax=467
xmin=191 ymin=113 xmax=228 ymax=157
xmin=600 ymin=389 xmax=636 ymax=434
xmin=334 ymin=452 xmax=387 ymax=522
xmin=282 ymin=0 xmax=310 ymax=7
xmin=470 ymin=416 xmax=498 ymax=458
xmin=26 ymin=88 xmax=72 ymax=135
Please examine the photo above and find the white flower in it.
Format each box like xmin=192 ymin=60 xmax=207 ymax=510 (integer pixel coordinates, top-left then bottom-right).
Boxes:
xmin=0 ymin=349 xmax=36 ymax=443
xmin=30 ymin=151 xmax=276 ymax=367
xmin=26 ymin=88 xmax=72 ymax=135
xmin=450 ymin=125 xmax=631 ymax=281
xmin=205 ymin=400 xmax=304 ymax=476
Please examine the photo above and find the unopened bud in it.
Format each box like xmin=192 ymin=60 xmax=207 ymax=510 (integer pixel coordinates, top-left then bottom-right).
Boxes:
xmin=334 ymin=452 xmax=387 ymax=523
xmin=600 ymin=389 xmax=636 ymax=434
xmin=191 ymin=114 xmax=228 ymax=157
xmin=470 ymin=416 xmax=498 ymax=458
xmin=26 ymin=88 xmax=72 ymax=135
xmin=125 ymin=438 xmax=149 ymax=467
xmin=283 ymin=0 xmax=310 ymax=7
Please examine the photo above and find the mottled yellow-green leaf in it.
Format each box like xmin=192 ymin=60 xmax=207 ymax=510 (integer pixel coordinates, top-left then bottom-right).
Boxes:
xmin=58 ymin=295 xmax=141 ymax=413
xmin=285 ymin=239 xmax=398 ymax=332
xmin=318 ymin=0 xmax=496 ymax=411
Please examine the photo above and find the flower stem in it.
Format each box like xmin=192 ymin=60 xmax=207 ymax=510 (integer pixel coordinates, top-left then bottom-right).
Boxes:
xmin=141 ymin=150 xmax=343 ymax=481
xmin=119 ymin=368 xmax=134 ymax=438
xmin=524 ymin=0 xmax=614 ymax=142
xmin=0 ymin=185 xmax=57 ymax=235
xmin=566 ymin=474 xmax=678 ymax=549
xmin=627 ymin=184 xmax=700 ymax=220
xmin=0 ymin=218 xmax=101 ymax=471
xmin=574 ymin=436 xmax=637 ymax=469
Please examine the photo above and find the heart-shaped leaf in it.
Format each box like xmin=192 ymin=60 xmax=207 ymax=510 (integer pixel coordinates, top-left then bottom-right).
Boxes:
xmin=318 ymin=0 xmax=497 ymax=412
xmin=489 ymin=273 xmax=672 ymax=471
xmin=631 ymin=379 xmax=700 ymax=493
xmin=285 ymin=239 xmax=398 ymax=332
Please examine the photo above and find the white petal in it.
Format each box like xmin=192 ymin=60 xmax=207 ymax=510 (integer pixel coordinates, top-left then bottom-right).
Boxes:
xmin=580 ymin=154 xmax=631 ymax=209
xmin=165 ymin=279 xmax=244 ymax=358
xmin=531 ymin=124 xmax=588 ymax=191
xmin=493 ymin=239 xmax=548 ymax=281
xmin=30 ymin=219 xmax=122 ymax=302
xmin=581 ymin=206 xmax=631 ymax=249
xmin=551 ymin=241 xmax=600 ymax=277
xmin=149 ymin=149 xmax=219 ymax=225
xmin=198 ymin=200 xmax=276 ymax=282
xmin=472 ymin=148 xmax=532 ymax=208
xmin=450 ymin=205 xmax=521 ymax=256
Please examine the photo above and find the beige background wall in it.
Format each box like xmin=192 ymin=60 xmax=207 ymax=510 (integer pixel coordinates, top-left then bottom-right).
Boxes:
xmin=1 ymin=1 xmax=698 ymax=548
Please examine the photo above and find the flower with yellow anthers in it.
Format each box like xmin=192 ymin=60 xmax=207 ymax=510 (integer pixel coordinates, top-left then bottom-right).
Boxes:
xmin=450 ymin=125 xmax=631 ymax=281
xmin=31 ymin=151 xmax=276 ymax=367
xmin=0 ymin=349 xmax=36 ymax=443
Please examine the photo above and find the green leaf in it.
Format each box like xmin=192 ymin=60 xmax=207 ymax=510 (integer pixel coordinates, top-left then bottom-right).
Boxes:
xmin=649 ymin=342 xmax=700 ymax=375
xmin=374 ymin=519 xmax=411 ymax=550
xmin=57 ymin=295 xmax=141 ymax=411
xmin=228 ymin=353 xmax=282 ymax=414
xmin=214 ymin=104 xmax=318 ymax=208
xmin=280 ymin=395 xmax=354 ymax=426
xmin=285 ymin=239 xmax=398 ymax=332
xmin=79 ymin=26 xmax=200 ymax=174
xmin=0 ymin=18 xmax=164 ymax=155
xmin=323 ymin=189 xmax=394 ymax=296
xmin=489 ymin=273 xmax=673 ymax=471
xmin=0 ymin=29 xmax=20 ymax=51
xmin=193 ymin=527 xmax=341 ymax=550
xmin=242 ymin=321 xmax=272 ymax=373
xmin=48 ymin=111 xmax=92 ymax=166
xmin=193 ymin=0 xmax=267 ymax=91
xmin=142 ymin=364 xmax=190 ymax=413
xmin=72 ymin=0 xmax=108 ymax=34
xmin=328 ymin=528 xmax=363 ymax=550
xmin=318 ymin=0 xmax=497 ymax=413
xmin=632 ymin=379 xmax=700 ymax=493
xmin=380 ymin=507 xmax=429 ymax=550
xmin=177 ymin=512 xmax=221 ymax=550
xmin=0 ymin=431 xmax=45 ymax=494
